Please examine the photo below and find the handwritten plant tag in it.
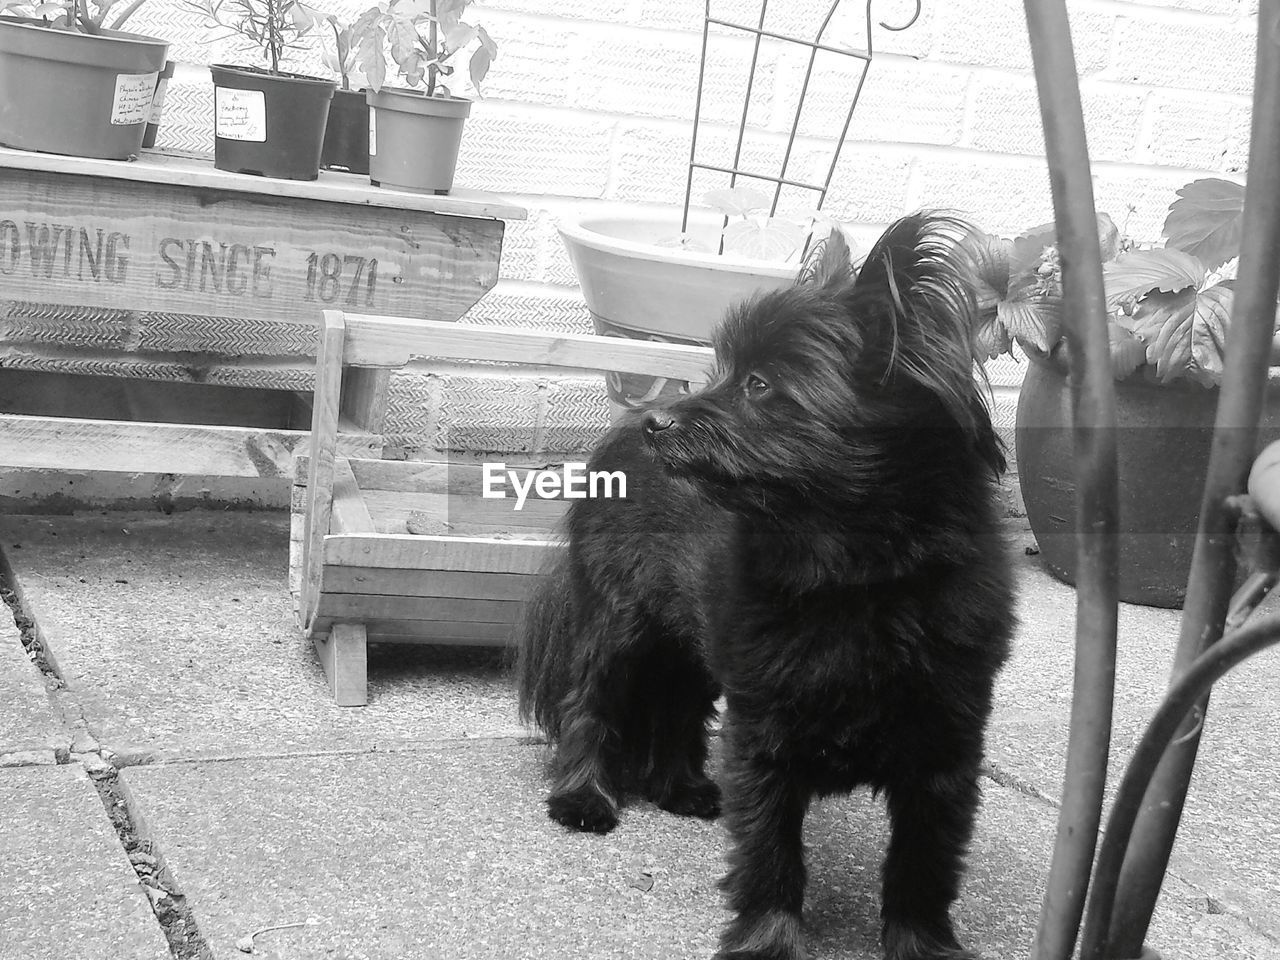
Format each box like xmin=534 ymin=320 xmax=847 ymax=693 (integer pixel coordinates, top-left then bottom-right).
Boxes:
xmin=111 ymin=72 xmax=159 ymax=125
xmin=369 ymin=109 xmax=377 ymax=157
xmin=215 ymin=87 xmax=267 ymax=142
xmin=147 ymin=77 xmax=170 ymax=125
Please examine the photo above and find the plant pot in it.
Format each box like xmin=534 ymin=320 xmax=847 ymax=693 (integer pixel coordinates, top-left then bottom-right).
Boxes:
xmin=141 ymin=59 xmax=174 ymax=149
xmin=0 ymin=17 xmax=168 ymax=160
xmin=210 ymin=64 xmax=335 ymax=181
xmin=320 ymin=87 xmax=369 ymax=175
xmin=558 ymin=212 xmax=796 ymax=411
xmin=1015 ymin=353 xmax=1280 ymax=607
xmin=367 ymin=88 xmax=470 ymax=194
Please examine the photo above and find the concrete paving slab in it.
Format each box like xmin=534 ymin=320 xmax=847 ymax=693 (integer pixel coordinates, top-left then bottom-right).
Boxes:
xmin=0 ymin=513 xmax=525 ymax=763
xmin=120 ymin=742 xmax=1274 ymax=960
xmin=0 ymin=611 xmax=64 ymax=764
xmin=0 ymin=763 xmax=170 ymax=960
xmin=992 ymin=522 xmax=1280 ymax=939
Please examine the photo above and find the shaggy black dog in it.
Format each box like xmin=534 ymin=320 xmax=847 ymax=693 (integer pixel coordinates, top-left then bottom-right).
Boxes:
xmin=516 ymin=213 xmax=1015 ymax=960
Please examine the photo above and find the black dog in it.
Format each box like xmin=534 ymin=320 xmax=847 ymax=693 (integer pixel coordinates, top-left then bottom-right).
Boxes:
xmin=516 ymin=214 xmax=1015 ymax=960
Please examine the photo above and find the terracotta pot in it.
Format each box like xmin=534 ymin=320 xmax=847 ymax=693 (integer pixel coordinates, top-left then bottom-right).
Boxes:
xmin=1016 ymin=353 xmax=1280 ymax=607
xmin=558 ymin=212 xmax=796 ymax=412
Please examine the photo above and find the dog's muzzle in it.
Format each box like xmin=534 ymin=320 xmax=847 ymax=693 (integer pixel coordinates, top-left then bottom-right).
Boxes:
xmin=643 ymin=410 xmax=677 ymax=435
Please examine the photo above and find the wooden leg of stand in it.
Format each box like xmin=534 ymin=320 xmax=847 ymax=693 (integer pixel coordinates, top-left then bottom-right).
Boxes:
xmin=313 ymin=623 xmax=368 ymax=706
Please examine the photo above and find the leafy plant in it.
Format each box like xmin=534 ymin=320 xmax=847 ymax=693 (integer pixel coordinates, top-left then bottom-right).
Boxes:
xmin=293 ymin=6 xmax=361 ymax=89
xmin=0 ymin=0 xmax=148 ymax=33
xmin=973 ymin=177 xmax=1263 ymax=387
xmin=658 ymin=186 xmax=848 ymax=264
xmin=182 ymin=0 xmax=320 ymax=75
xmin=351 ymin=0 xmax=497 ymax=97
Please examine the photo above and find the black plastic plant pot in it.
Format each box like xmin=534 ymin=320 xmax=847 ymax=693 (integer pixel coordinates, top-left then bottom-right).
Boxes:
xmin=368 ymin=87 xmax=470 ymax=194
xmin=320 ymin=86 xmax=370 ymax=175
xmin=0 ymin=16 xmax=169 ymax=160
xmin=141 ymin=59 xmax=175 ymax=149
xmin=210 ymin=64 xmax=336 ymax=181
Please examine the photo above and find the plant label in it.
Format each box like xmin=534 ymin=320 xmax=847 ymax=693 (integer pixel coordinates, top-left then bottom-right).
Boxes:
xmin=369 ymin=109 xmax=377 ymax=157
xmin=148 ymin=77 xmax=170 ymax=125
xmin=215 ymin=88 xmax=268 ymax=142
xmin=111 ymin=72 xmax=159 ymax=126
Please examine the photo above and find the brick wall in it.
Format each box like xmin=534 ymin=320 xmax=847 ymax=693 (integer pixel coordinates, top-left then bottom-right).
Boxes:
xmin=129 ymin=0 xmax=1258 ymax=467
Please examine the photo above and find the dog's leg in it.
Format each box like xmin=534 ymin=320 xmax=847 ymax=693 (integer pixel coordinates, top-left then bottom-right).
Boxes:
xmin=715 ymin=738 xmax=809 ymax=960
xmin=546 ymin=669 xmax=627 ymax=834
xmin=880 ymin=769 xmax=981 ymax=960
xmin=639 ymin=643 xmax=721 ymax=819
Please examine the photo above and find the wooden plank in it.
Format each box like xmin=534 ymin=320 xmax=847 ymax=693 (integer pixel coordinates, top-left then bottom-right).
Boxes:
xmin=359 ymin=489 xmax=567 ymax=537
xmin=320 ymin=566 xmax=538 ymax=602
xmin=302 ymin=311 xmax=347 ymax=629
xmin=312 ymin=622 xmax=368 ymax=706
xmin=324 ymin=533 xmax=556 ymax=574
xmin=340 ymin=367 xmax=392 ymax=434
xmin=331 ymin=458 xmax=376 ymax=535
xmin=0 ymin=166 xmax=508 ymax=334
xmin=313 ymin=618 xmax=515 ymax=645
xmin=339 ymin=315 xmax=715 ymax=382
xmin=315 ymin=592 xmax=524 ymax=624
xmin=0 ymin=146 xmax=527 ymax=221
xmin=0 ymin=414 xmax=373 ymax=477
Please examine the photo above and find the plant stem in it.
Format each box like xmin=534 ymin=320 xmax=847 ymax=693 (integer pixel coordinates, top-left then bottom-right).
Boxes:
xmin=427 ymin=0 xmax=437 ymax=96
xmin=330 ymin=18 xmax=348 ymax=89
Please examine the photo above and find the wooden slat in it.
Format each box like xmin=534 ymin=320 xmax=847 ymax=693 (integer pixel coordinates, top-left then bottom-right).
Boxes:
xmin=320 ymin=566 xmax=538 ymax=602
xmin=331 ymin=457 xmax=376 ymax=534
xmin=302 ymin=311 xmax=347 ymax=629
xmin=323 ymin=533 xmax=555 ymax=574
xmin=315 ymin=592 xmax=523 ymax=624
xmin=312 ymin=622 xmax=368 ymax=706
xmin=359 ymin=488 xmax=567 ymax=537
xmin=340 ymin=367 xmax=391 ymax=433
xmin=312 ymin=618 xmax=515 ymax=644
xmin=340 ymin=315 xmax=715 ymax=381
xmin=0 ymin=414 xmax=374 ymax=477
xmin=0 ymin=145 xmax=527 ymax=221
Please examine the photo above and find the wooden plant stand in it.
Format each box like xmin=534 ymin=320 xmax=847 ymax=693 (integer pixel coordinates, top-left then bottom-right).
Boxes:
xmin=294 ymin=309 xmax=715 ymax=705
xmin=0 ymin=147 xmax=524 ymax=480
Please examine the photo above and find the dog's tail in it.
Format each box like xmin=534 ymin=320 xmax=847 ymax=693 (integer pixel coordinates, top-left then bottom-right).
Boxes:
xmin=515 ymin=549 xmax=576 ymax=743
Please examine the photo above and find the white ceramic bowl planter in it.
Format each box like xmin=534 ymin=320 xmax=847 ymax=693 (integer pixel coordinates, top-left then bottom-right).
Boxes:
xmin=558 ymin=211 xmax=797 ymax=413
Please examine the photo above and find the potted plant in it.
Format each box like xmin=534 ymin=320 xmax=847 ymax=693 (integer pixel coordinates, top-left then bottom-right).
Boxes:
xmin=184 ymin=0 xmax=335 ymax=180
xmin=972 ymin=178 xmax=1280 ymax=607
xmin=0 ymin=0 xmax=169 ymax=160
xmin=560 ymin=185 xmax=843 ymax=411
xmin=140 ymin=57 xmax=174 ymax=148
xmin=352 ymin=0 xmax=496 ymax=194
xmin=305 ymin=8 xmax=367 ymax=174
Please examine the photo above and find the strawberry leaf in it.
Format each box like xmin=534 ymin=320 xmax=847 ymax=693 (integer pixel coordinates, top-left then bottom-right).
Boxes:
xmin=1108 ymin=322 xmax=1148 ymax=380
xmin=704 ymin=187 xmax=771 ymax=218
xmin=721 ymin=218 xmax=806 ymax=261
xmin=1119 ymin=283 xmax=1232 ymax=384
xmin=1163 ymin=178 xmax=1245 ymax=271
xmin=1103 ymin=248 xmax=1205 ymax=306
xmin=998 ymin=290 xmax=1062 ymax=355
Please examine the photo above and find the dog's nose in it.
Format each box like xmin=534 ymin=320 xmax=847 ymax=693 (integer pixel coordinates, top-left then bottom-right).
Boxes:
xmin=643 ymin=411 xmax=676 ymax=434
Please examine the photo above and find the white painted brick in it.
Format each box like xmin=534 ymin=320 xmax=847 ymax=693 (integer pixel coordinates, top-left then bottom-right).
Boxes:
xmin=567 ymin=27 xmax=777 ymax=127
xmin=866 ymin=0 xmax=937 ymax=60
xmin=460 ymin=288 xmax=593 ymax=335
xmin=932 ymin=0 xmax=1115 ymax=76
xmin=967 ymin=76 xmax=1147 ymax=164
xmin=537 ymin=209 xmax=591 ymax=287
xmin=469 ymin=12 xmax=576 ymax=106
xmin=540 ymin=377 xmax=612 ymax=454
xmin=639 ymin=0 xmax=833 ymax=36
xmin=802 ymin=147 xmax=914 ymax=224
xmin=487 ymin=0 xmax=630 ymax=20
xmin=493 ymin=216 xmax=543 ymax=283
xmin=454 ymin=109 xmax=615 ymax=197
xmin=781 ymin=57 xmax=968 ymax=147
xmin=1092 ymin=168 xmax=1233 ymax=244
xmin=436 ymin=371 xmax=541 ymax=453
xmin=1222 ymin=107 xmax=1252 ymax=175
xmin=154 ymin=76 xmax=214 ymax=155
xmin=1118 ymin=0 xmax=1254 ymax=18
xmin=1108 ymin=15 xmax=1253 ymax=96
xmin=1137 ymin=91 xmax=1247 ymax=170
xmin=908 ymin=156 xmax=1054 ymax=237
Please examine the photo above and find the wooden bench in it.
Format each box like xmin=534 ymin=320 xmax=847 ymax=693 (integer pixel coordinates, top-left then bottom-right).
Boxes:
xmin=293 ymin=309 xmax=715 ymax=705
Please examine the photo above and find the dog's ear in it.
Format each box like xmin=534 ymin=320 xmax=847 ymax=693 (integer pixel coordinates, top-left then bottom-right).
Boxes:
xmin=796 ymin=228 xmax=852 ymax=288
xmin=850 ymin=214 xmax=995 ymax=449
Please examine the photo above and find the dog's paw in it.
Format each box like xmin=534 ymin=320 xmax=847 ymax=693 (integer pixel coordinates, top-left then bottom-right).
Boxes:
xmin=547 ymin=788 xmax=619 ymax=834
xmin=659 ymin=778 xmax=722 ymax=819
xmin=883 ymin=921 xmax=978 ymax=960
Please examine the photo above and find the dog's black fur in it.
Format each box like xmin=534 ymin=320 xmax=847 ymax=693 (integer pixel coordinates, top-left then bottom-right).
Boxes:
xmin=516 ymin=213 xmax=1015 ymax=960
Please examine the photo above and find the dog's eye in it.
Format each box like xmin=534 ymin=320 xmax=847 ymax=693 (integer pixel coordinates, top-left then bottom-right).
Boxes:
xmin=744 ymin=373 xmax=771 ymax=398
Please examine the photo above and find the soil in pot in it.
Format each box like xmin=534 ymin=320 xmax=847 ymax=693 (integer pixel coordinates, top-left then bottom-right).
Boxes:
xmin=0 ymin=17 xmax=168 ymax=160
xmin=321 ymin=87 xmax=369 ymax=175
xmin=367 ymin=88 xmax=469 ymax=194
xmin=211 ymin=64 xmax=335 ymax=181
xmin=1016 ymin=355 xmax=1280 ymax=607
